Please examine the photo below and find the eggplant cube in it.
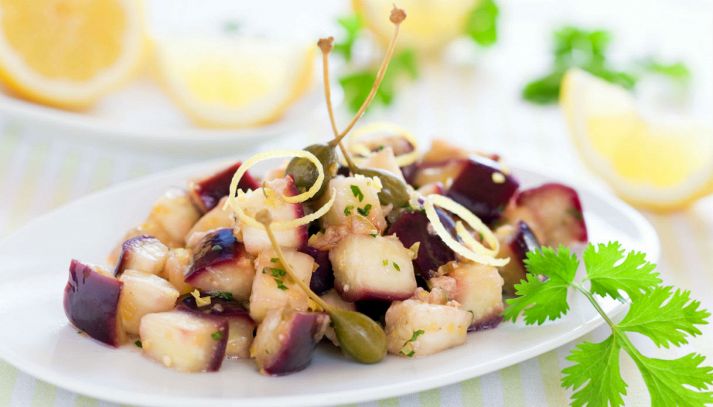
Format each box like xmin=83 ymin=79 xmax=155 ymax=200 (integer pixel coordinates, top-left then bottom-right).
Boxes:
xmin=189 ymin=161 xmax=260 ymax=213
xmin=321 ymin=175 xmax=386 ymax=232
xmin=114 ymin=235 xmax=169 ymax=277
xmin=179 ymin=296 xmax=256 ymax=359
xmin=448 ymin=263 xmax=504 ymax=331
xmin=185 ymin=228 xmax=255 ymax=301
xmin=249 ymin=250 xmax=314 ymax=323
xmin=236 ymin=177 xmax=307 ymax=255
xmin=186 ymin=197 xmax=235 ymax=246
xmin=300 ymin=246 xmax=333 ymax=295
xmin=496 ymin=221 xmax=541 ymax=293
xmin=330 ymin=234 xmax=417 ymax=302
xmin=385 ymin=299 xmax=472 ymax=357
xmin=118 ymin=270 xmax=179 ymax=335
xmin=63 ymin=260 xmax=125 ymax=347
xmin=163 ymin=248 xmax=194 ymax=295
xmin=360 ymin=147 xmax=405 ymax=182
xmin=251 ymin=309 xmax=328 ymax=376
xmin=139 ymin=310 xmax=228 ymax=372
xmin=147 ymin=188 xmax=201 ymax=247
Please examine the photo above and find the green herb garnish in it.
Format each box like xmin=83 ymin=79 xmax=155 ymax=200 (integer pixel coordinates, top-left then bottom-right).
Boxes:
xmin=465 ymin=0 xmax=499 ymax=47
xmin=265 ymin=267 xmax=288 ymax=291
xmin=392 ymin=262 xmax=401 ymax=271
xmin=357 ymin=203 xmax=372 ymax=216
xmin=211 ymin=331 xmax=224 ymax=341
xmin=270 ymin=257 xmax=279 ymax=263
xmin=400 ymin=329 xmax=425 ymax=357
xmin=211 ymin=291 xmax=233 ymax=301
xmin=350 ymin=185 xmax=364 ymax=202
xmin=134 ymin=340 xmax=142 ymax=348
xmin=333 ymin=15 xmax=363 ymax=62
xmin=344 ymin=205 xmax=354 ymax=216
xmin=505 ymin=242 xmax=713 ymax=406
xmin=382 ymin=259 xmax=389 ymax=266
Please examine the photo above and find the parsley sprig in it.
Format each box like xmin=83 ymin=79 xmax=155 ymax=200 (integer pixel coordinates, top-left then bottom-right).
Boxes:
xmin=505 ymin=242 xmax=713 ymax=406
xmin=522 ymin=26 xmax=690 ymax=104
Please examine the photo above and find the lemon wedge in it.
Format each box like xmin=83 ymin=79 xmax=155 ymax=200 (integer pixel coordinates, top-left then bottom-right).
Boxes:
xmin=561 ymin=68 xmax=713 ymax=211
xmin=154 ymin=37 xmax=314 ymax=128
xmin=0 ymin=0 xmax=146 ymax=108
xmin=352 ymin=0 xmax=479 ymax=52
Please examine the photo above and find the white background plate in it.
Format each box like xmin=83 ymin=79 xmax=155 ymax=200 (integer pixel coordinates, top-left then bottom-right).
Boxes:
xmin=0 ymin=159 xmax=659 ymax=407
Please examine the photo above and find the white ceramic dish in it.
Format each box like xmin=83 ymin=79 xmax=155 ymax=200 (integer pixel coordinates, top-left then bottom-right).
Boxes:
xmin=0 ymin=159 xmax=659 ymax=407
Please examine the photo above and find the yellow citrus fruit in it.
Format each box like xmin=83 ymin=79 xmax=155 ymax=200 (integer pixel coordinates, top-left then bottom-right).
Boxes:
xmin=0 ymin=0 xmax=147 ymax=109
xmin=352 ymin=0 xmax=480 ymax=52
xmin=153 ymin=37 xmax=314 ymax=128
xmin=561 ymin=68 xmax=713 ymax=211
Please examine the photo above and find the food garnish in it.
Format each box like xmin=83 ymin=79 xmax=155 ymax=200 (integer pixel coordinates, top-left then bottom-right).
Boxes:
xmin=505 ymin=242 xmax=713 ymax=406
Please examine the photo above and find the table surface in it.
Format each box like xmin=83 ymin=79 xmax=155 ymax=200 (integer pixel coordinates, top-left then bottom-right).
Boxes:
xmin=1 ymin=0 xmax=712 ymax=406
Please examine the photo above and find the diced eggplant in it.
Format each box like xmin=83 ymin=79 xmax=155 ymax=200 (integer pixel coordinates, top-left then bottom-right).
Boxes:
xmin=330 ymin=234 xmax=417 ymax=302
xmin=507 ymin=183 xmax=588 ymax=247
xmin=249 ymin=250 xmax=314 ymax=323
xmin=251 ymin=308 xmax=329 ymax=376
xmin=387 ymin=209 xmax=456 ymax=280
xmin=114 ymin=235 xmax=168 ymax=277
xmin=178 ymin=295 xmax=256 ymax=359
xmin=163 ymin=248 xmax=193 ymax=295
xmin=185 ymin=228 xmax=255 ymax=301
xmin=118 ymin=270 xmax=179 ymax=335
xmin=385 ymin=298 xmax=472 ymax=357
xmin=139 ymin=310 xmax=228 ymax=372
xmin=189 ymin=161 xmax=260 ymax=213
xmin=236 ymin=177 xmax=308 ymax=255
xmin=495 ymin=221 xmax=541 ymax=293
xmin=300 ymin=246 xmax=333 ymax=295
xmin=320 ymin=175 xmax=387 ymax=233
xmin=186 ymin=197 xmax=235 ymax=247
xmin=63 ymin=260 xmax=125 ymax=347
xmin=360 ymin=147 xmax=405 ymax=182
xmin=147 ymin=188 xmax=202 ymax=247
xmin=445 ymin=156 xmax=520 ymax=224
xmin=446 ymin=262 xmax=504 ymax=331
xmin=320 ymin=290 xmax=356 ymax=347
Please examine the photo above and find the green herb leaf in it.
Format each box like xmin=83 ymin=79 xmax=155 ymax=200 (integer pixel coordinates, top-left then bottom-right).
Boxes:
xmin=633 ymin=352 xmax=713 ymax=407
xmin=504 ymin=246 xmax=578 ymax=324
xmin=392 ymin=261 xmax=401 ymax=271
xmin=618 ymin=286 xmax=710 ymax=348
xmin=465 ymin=0 xmax=499 ymax=47
xmin=344 ymin=205 xmax=354 ymax=216
xmin=641 ymin=58 xmax=691 ymax=81
xmin=134 ymin=340 xmax=143 ymax=348
xmin=333 ymin=15 xmax=363 ymax=62
xmin=562 ymin=336 xmax=627 ymax=407
xmin=350 ymin=185 xmax=364 ymax=202
xmin=583 ymin=242 xmax=660 ymax=300
xmin=211 ymin=291 xmax=234 ymax=301
xmin=211 ymin=331 xmax=224 ymax=341
xmin=382 ymin=259 xmax=388 ymax=266
xmin=357 ymin=203 xmax=372 ymax=216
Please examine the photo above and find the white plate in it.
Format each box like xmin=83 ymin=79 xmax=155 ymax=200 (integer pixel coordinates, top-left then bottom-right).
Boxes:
xmin=0 ymin=159 xmax=659 ymax=407
xmin=0 ymin=0 xmax=345 ymax=155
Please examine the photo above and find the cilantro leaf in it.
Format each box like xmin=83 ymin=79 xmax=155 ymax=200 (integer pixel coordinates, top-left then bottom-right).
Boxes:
xmin=333 ymin=15 xmax=363 ymax=62
xmin=641 ymin=58 xmax=691 ymax=82
xmin=631 ymin=352 xmax=713 ymax=407
xmin=584 ymin=242 xmax=660 ymax=300
xmin=465 ymin=0 xmax=499 ymax=47
xmin=562 ymin=336 xmax=627 ymax=407
xmin=619 ymin=286 xmax=710 ymax=348
xmin=504 ymin=246 xmax=578 ymax=324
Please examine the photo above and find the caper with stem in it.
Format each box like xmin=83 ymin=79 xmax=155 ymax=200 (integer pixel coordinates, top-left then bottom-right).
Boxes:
xmin=255 ymin=209 xmax=387 ymax=364
xmin=285 ymin=8 xmax=412 ymax=209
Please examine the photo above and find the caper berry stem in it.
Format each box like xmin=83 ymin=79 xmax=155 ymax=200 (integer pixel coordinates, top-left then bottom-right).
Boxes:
xmin=317 ymin=37 xmax=340 ymax=140
xmin=256 ymin=209 xmax=332 ymax=312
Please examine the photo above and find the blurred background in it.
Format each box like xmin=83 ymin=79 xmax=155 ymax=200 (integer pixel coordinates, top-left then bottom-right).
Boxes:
xmin=0 ymin=0 xmax=711 ymax=405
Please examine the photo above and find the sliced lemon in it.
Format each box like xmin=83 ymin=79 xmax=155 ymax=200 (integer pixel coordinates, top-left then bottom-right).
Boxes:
xmin=561 ymin=68 xmax=713 ymax=211
xmin=0 ymin=0 xmax=146 ymax=108
xmin=153 ymin=37 xmax=314 ymax=128
xmin=353 ymin=0 xmax=479 ymax=52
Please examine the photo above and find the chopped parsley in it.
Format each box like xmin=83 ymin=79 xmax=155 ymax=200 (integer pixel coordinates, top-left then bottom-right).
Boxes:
xmin=350 ymin=185 xmax=364 ymax=202
xmin=400 ymin=329 xmax=425 ymax=357
xmin=211 ymin=291 xmax=233 ymax=301
xmin=264 ymin=267 xmax=288 ymax=290
xmin=370 ymin=232 xmax=378 ymax=238
xmin=344 ymin=205 xmax=354 ymax=216
xmin=270 ymin=257 xmax=279 ymax=263
xmin=134 ymin=340 xmax=142 ymax=348
xmin=211 ymin=331 xmax=224 ymax=341
xmin=392 ymin=262 xmax=401 ymax=271
xmin=357 ymin=204 xmax=372 ymax=216
xmin=382 ymin=259 xmax=389 ymax=266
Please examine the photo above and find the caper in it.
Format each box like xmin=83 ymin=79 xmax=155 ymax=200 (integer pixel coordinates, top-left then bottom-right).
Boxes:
xmin=354 ymin=167 xmax=411 ymax=209
xmin=331 ymin=309 xmax=387 ymax=364
xmin=286 ymin=143 xmax=338 ymax=199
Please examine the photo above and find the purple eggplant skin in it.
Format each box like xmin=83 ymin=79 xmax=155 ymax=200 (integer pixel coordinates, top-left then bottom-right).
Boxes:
xmin=178 ymin=293 xmax=251 ymax=318
xmin=113 ymin=235 xmax=163 ymax=277
xmin=300 ymin=246 xmax=333 ymax=295
xmin=189 ymin=161 xmax=260 ymax=213
xmin=446 ymin=156 xmax=519 ymax=224
xmin=510 ymin=221 xmax=541 ymax=270
xmin=64 ymin=260 xmax=124 ymax=347
xmin=254 ymin=310 xmax=329 ymax=376
xmin=186 ymin=228 xmax=241 ymax=280
xmin=468 ymin=315 xmax=503 ymax=332
xmin=386 ymin=209 xmax=456 ymax=280
xmin=204 ymin=319 xmax=230 ymax=372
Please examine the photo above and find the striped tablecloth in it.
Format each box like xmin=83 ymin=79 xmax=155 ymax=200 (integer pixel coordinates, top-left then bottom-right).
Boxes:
xmin=1 ymin=1 xmax=712 ymax=405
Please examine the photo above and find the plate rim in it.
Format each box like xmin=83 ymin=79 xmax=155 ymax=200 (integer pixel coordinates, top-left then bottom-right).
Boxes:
xmin=0 ymin=157 xmax=660 ymax=407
